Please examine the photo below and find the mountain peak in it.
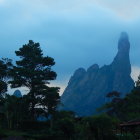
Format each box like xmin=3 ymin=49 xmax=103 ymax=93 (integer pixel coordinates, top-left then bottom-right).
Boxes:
xmin=87 ymin=64 xmax=99 ymax=73
xmin=118 ymin=32 xmax=130 ymax=53
xmin=120 ymin=32 xmax=129 ymax=40
xmin=112 ymin=32 xmax=131 ymax=74
xmin=61 ymin=32 xmax=134 ymax=116
xmin=13 ymin=90 xmax=22 ymax=98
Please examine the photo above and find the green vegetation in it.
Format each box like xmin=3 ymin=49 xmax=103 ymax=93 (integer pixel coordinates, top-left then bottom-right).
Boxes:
xmin=100 ymin=76 xmax=140 ymax=121
xmin=0 ymin=40 xmax=140 ymax=140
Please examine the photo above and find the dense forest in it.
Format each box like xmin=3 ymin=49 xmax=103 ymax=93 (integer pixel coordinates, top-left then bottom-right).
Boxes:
xmin=0 ymin=40 xmax=140 ymax=140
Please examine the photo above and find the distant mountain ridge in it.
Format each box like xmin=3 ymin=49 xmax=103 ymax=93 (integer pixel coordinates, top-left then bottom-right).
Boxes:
xmin=61 ymin=32 xmax=134 ymax=116
xmin=13 ymin=90 xmax=22 ymax=98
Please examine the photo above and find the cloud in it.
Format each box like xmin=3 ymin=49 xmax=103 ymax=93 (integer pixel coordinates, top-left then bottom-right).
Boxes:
xmin=30 ymin=0 xmax=140 ymax=21
xmin=0 ymin=0 xmax=5 ymax=4
xmin=88 ymin=0 xmax=140 ymax=20
xmin=2 ymin=0 xmax=140 ymax=22
xmin=1 ymin=0 xmax=140 ymax=95
xmin=131 ymin=66 xmax=140 ymax=82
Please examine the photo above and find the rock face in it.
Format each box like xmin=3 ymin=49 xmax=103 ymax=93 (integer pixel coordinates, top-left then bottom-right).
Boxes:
xmin=13 ymin=90 xmax=22 ymax=98
xmin=61 ymin=32 xmax=134 ymax=116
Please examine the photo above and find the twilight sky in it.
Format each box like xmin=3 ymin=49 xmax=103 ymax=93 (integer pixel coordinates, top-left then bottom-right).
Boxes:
xmin=1 ymin=0 xmax=140 ymax=94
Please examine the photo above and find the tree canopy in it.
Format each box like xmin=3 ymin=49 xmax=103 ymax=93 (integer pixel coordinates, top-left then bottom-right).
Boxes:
xmin=0 ymin=58 xmax=12 ymax=96
xmin=9 ymin=40 xmax=60 ymax=119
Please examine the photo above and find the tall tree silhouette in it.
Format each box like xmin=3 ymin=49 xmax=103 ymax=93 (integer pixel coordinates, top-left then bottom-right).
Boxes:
xmin=10 ymin=40 xmax=59 ymax=119
xmin=0 ymin=58 xmax=12 ymax=96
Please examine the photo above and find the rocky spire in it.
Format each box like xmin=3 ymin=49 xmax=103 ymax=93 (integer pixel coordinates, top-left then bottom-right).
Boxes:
xmin=118 ymin=32 xmax=130 ymax=52
xmin=111 ymin=32 xmax=131 ymax=74
xmin=61 ymin=32 xmax=134 ymax=116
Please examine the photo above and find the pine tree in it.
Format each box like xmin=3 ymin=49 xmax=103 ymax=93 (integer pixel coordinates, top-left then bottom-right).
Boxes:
xmin=0 ymin=58 xmax=12 ymax=96
xmin=10 ymin=40 xmax=59 ymax=119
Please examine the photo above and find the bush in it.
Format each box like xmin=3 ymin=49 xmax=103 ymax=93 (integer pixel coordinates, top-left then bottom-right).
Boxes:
xmin=119 ymin=133 xmax=135 ymax=140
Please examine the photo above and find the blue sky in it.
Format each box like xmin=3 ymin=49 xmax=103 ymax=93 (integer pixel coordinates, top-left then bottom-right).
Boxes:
xmin=1 ymin=0 xmax=140 ymax=94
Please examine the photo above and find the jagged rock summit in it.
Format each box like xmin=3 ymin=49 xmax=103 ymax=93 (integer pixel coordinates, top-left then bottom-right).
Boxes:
xmin=61 ymin=32 xmax=134 ymax=116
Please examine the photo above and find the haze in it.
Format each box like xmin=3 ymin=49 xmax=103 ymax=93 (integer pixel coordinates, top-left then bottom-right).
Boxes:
xmin=0 ymin=0 xmax=140 ymax=94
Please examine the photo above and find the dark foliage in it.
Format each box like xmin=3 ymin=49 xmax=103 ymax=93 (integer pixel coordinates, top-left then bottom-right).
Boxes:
xmin=9 ymin=40 xmax=60 ymax=120
xmin=0 ymin=58 xmax=12 ymax=96
xmin=0 ymin=40 xmax=139 ymax=140
xmin=100 ymin=75 xmax=140 ymax=121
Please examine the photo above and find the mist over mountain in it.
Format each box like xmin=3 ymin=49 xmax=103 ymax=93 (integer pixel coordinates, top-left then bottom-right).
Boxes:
xmin=61 ymin=32 xmax=134 ymax=116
